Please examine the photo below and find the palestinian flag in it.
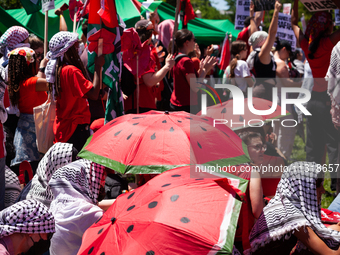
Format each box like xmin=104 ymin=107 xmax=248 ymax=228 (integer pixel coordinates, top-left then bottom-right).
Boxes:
xmin=87 ymin=0 xmax=124 ymax=122
xmin=20 ymin=0 xmax=42 ymax=15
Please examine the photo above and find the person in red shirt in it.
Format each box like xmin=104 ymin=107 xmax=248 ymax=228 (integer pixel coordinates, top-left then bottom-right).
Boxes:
xmin=7 ymin=47 xmax=49 ymax=171
xmin=45 ymin=32 xmax=105 ymax=152
xmin=124 ymin=20 xmax=175 ymax=114
xmin=170 ymin=29 xmax=216 ymax=113
xmin=291 ymin=0 xmax=340 ymax=190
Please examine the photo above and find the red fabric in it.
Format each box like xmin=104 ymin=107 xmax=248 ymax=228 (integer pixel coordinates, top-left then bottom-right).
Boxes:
xmin=88 ymin=28 xmax=116 ymax=55
xmin=321 ymin=208 xmax=340 ymax=224
xmin=151 ymin=46 xmax=164 ymax=102
xmin=88 ymin=0 xmax=101 ymax=25
xmin=300 ymin=37 xmax=334 ymax=92
xmin=218 ymin=36 xmax=230 ymax=71
xmin=236 ymin=26 xmax=250 ymax=59
xmin=191 ymin=57 xmax=200 ymax=72
xmin=90 ymin=118 xmax=105 ymax=133
xmin=4 ymin=88 xmax=10 ymax=109
xmin=171 ymin=54 xmax=198 ymax=107
xmin=181 ymin=0 xmax=196 ymax=25
xmin=18 ymin=77 xmax=47 ymax=114
xmin=69 ymin=0 xmax=84 ymax=22
xmin=88 ymin=0 xmax=118 ymax=28
xmin=53 ymin=65 xmax=93 ymax=143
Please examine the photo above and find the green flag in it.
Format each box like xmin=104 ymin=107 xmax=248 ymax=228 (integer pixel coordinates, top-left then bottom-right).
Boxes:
xmin=87 ymin=17 xmax=124 ymax=123
xmin=20 ymin=0 xmax=42 ymax=15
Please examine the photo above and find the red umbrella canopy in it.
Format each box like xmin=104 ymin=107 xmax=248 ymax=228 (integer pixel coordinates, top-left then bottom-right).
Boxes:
xmin=77 ymin=166 xmax=248 ymax=255
xmin=78 ymin=111 xmax=250 ymax=174
xmin=198 ymin=97 xmax=289 ymax=130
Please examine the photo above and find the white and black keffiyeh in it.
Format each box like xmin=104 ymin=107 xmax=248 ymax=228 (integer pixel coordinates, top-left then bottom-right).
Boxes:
xmin=26 ymin=143 xmax=74 ymax=208
xmin=45 ymin=32 xmax=79 ymax=83
xmin=247 ymin=161 xmax=340 ymax=254
xmin=0 ymin=199 xmax=55 ymax=238
xmin=49 ymin=159 xmax=105 ymax=205
xmin=0 ymin=26 xmax=29 ymax=62
xmin=4 ymin=166 xmax=21 ymax=208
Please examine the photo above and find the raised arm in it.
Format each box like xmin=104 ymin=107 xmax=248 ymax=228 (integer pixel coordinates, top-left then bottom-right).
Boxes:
xmin=291 ymin=0 xmax=305 ymax=45
xmin=249 ymin=1 xmax=257 ymax=36
xmin=142 ymin=54 xmax=174 ymax=87
xmin=258 ymin=1 xmax=282 ymax=65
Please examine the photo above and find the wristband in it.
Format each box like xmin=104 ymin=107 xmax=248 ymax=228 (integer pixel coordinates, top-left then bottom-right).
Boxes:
xmin=39 ymin=67 xmax=45 ymax=73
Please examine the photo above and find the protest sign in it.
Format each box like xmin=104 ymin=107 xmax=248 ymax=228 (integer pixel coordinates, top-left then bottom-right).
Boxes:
xmin=42 ymin=0 xmax=55 ymax=12
xmin=283 ymin=3 xmax=291 ymax=14
xmin=276 ymin=13 xmax=296 ymax=51
xmin=335 ymin=9 xmax=340 ymax=26
xmin=235 ymin=0 xmax=250 ymax=30
xmin=300 ymin=0 xmax=337 ymax=11
xmin=253 ymin=0 xmax=275 ymax=11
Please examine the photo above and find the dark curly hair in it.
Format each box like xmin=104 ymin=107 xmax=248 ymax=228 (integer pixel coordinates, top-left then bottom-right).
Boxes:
xmin=8 ymin=54 xmax=36 ymax=106
xmin=50 ymin=44 xmax=90 ymax=99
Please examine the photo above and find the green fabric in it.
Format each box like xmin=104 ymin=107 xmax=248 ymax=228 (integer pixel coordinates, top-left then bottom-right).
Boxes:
xmin=20 ymin=0 xmax=41 ymax=15
xmin=116 ymin=0 xmax=141 ymax=29
xmin=3 ymin=0 xmax=82 ymax=40
xmin=86 ymin=21 xmax=124 ymax=123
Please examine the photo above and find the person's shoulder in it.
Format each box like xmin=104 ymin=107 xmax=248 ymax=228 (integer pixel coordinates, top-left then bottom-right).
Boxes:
xmin=237 ymin=60 xmax=248 ymax=66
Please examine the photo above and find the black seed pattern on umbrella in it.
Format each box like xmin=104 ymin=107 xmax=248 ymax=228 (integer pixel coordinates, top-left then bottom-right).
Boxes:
xmin=195 ymin=178 xmax=204 ymax=181
xmin=221 ymin=108 xmax=227 ymax=113
xmin=162 ymin=183 xmax=171 ymax=187
xmin=169 ymin=127 xmax=174 ymax=132
xmin=239 ymin=115 xmax=244 ymax=121
xmin=88 ymin=247 xmax=94 ymax=254
xmin=128 ymin=192 xmax=135 ymax=199
xmin=146 ymin=251 xmax=155 ymax=255
xmin=114 ymin=130 xmax=122 ymax=136
xmin=170 ymin=195 xmax=179 ymax=202
xmin=109 ymin=120 xmax=117 ymax=126
xmin=177 ymin=120 xmax=182 ymax=123
xmin=185 ymin=117 xmax=193 ymax=120
xmin=127 ymin=205 xmax=135 ymax=211
xmin=162 ymin=120 xmax=167 ymax=123
xmin=111 ymin=217 xmax=116 ymax=224
xmin=200 ymin=126 xmax=207 ymax=131
xmin=268 ymin=105 xmax=272 ymax=108
xmin=222 ymin=131 xmax=230 ymax=138
xmin=95 ymin=216 xmax=102 ymax=224
xmin=171 ymin=174 xmax=181 ymax=177
xmin=201 ymin=118 xmax=209 ymax=121
xmin=132 ymin=123 xmax=139 ymax=125
xmin=127 ymin=225 xmax=134 ymax=233
xmin=197 ymin=141 xmax=202 ymax=149
xmin=98 ymin=228 xmax=104 ymax=234
xmin=148 ymin=201 xmax=158 ymax=209
xmin=132 ymin=117 xmax=145 ymax=119
xmin=100 ymin=253 xmax=105 ymax=255
xmin=180 ymin=217 xmax=190 ymax=223
xmin=127 ymin=133 xmax=132 ymax=140
xmin=151 ymin=133 xmax=156 ymax=140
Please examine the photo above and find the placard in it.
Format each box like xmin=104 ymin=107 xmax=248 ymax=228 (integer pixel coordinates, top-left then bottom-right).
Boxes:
xmin=300 ymin=0 xmax=337 ymax=12
xmin=253 ymin=0 xmax=275 ymax=11
xmin=42 ymin=0 xmax=55 ymax=12
xmin=283 ymin=3 xmax=291 ymax=14
xmin=235 ymin=0 xmax=250 ymax=30
xmin=276 ymin=13 xmax=296 ymax=52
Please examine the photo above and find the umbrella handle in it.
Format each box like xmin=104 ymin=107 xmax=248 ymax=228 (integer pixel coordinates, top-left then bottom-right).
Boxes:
xmin=136 ymin=54 xmax=139 ymax=114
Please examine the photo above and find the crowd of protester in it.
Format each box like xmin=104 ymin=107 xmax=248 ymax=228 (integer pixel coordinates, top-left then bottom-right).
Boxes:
xmin=3 ymin=0 xmax=340 ymax=254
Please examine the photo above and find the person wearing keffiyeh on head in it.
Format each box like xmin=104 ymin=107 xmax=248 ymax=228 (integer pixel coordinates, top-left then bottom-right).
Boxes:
xmin=7 ymin=47 xmax=49 ymax=172
xmin=44 ymin=31 xmax=105 ymax=152
xmin=0 ymin=199 xmax=55 ymax=255
xmin=15 ymin=142 xmax=78 ymax=207
xmin=291 ymin=0 xmax=340 ymax=191
xmin=246 ymin=162 xmax=340 ymax=255
xmin=0 ymin=26 xmax=29 ymax=212
xmin=48 ymin=159 xmax=108 ymax=255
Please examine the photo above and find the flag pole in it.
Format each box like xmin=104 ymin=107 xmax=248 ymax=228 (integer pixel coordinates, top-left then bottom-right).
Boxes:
xmin=44 ymin=11 xmax=48 ymax=57
xmin=171 ymin=0 xmax=181 ymax=54
xmin=136 ymin=53 xmax=139 ymax=114
xmin=73 ymin=7 xmax=77 ymax=32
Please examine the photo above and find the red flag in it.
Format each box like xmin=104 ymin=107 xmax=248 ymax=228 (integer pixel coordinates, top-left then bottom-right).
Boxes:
xmin=69 ymin=0 xmax=84 ymax=22
xmin=88 ymin=0 xmax=118 ymax=28
xmin=218 ymin=33 xmax=230 ymax=71
xmin=181 ymin=0 xmax=196 ymax=25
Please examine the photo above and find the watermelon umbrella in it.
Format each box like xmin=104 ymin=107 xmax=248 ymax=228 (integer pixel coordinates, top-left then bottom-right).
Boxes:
xmin=198 ymin=97 xmax=289 ymax=130
xmin=76 ymin=166 xmax=248 ymax=255
xmin=78 ymin=111 xmax=250 ymax=174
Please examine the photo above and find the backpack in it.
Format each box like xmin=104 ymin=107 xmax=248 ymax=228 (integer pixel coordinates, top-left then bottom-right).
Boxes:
xmin=120 ymin=64 xmax=136 ymax=97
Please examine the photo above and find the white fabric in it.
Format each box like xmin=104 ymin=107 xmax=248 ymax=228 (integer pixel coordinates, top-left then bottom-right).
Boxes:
xmin=26 ymin=143 xmax=74 ymax=208
xmin=223 ymin=60 xmax=251 ymax=92
xmin=45 ymin=32 xmax=79 ymax=83
xmin=49 ymin=199 xmax=103 ymax=255
xmin=326 ymin=41 xmax=340 ymax=105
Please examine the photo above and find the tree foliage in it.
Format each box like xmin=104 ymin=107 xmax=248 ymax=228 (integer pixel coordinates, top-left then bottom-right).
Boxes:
xmin=0 ymin=0 xmax=22 ymax=9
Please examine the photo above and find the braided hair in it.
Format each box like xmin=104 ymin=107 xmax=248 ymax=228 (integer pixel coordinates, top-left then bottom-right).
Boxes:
xmin=8 ymin=54 xmax=36 ymax=106
xmin=50 ymin=44 xmax=90 ymax=98
xmin=229 ymin=40 xmax=246 ymax=78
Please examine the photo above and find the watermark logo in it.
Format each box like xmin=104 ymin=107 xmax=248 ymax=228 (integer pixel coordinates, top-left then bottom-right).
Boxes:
xmin=197 ymin=83 xmax=222 ymax=107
